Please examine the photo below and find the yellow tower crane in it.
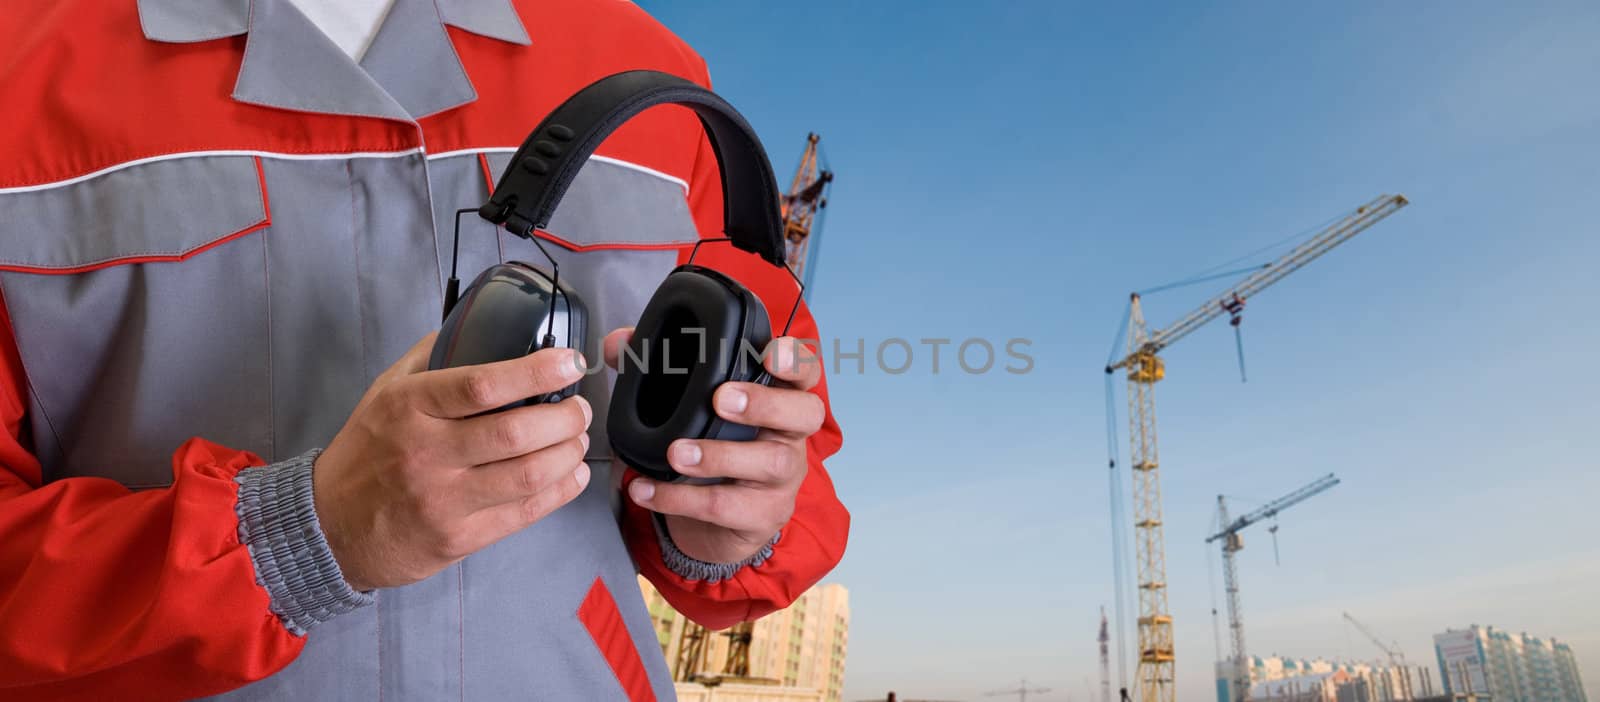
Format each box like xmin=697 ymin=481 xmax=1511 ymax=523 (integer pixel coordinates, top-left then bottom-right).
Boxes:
xmin=780 ymin=132 xmax=833 ymax=293
xmin=1104 ymin=194 xmax=1409 ymax=702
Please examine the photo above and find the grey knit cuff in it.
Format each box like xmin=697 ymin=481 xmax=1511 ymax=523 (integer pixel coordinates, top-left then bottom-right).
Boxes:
xmin=235 ymin=449 xmax=374 ymax=636
xmin=653 ymin=513 xmax=779 ymax=583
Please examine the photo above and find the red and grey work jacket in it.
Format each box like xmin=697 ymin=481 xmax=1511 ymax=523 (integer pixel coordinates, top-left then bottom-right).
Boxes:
xmin=0 ymin=1 xmax=849 ymax=700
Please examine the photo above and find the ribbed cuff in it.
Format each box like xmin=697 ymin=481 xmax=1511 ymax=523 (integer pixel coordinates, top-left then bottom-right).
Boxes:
xmin=235 ymin=449 xmax=374 ymax=636
xmin=654 ymin=513 xmax=780 ymax=583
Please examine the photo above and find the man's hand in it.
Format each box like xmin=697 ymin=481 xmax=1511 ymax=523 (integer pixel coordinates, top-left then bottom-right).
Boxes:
xmin=605 ymin=329 xmax=824 ymax=564
xmin=314 ymin=333 xmax=593 ymax=591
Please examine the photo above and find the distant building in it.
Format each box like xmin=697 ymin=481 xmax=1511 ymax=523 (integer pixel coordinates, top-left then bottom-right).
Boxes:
xmin=1556 ymin=642 xmax=1587 ymax=702
xmin=1433 ymin=625 xmax=1588 ymax=702
xmin=639 ymin=578 xmax=850 ymax=702
xmin=1217 ymin=655 xmax=1418 ymax=702
xmin=675 ymin=684 xmax=826 ymax=702
xmin=1251 ymin=670 xmax=1350 ymax=702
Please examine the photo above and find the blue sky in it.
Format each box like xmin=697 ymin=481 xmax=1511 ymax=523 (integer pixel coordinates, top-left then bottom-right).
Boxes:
xmin=638 ymin=2 xmax=1600 ymax=700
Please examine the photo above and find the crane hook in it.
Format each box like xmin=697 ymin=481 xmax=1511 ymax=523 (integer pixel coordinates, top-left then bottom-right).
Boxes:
xmin=1222 ymin=294 xmax=1247 ymax=383
xmin=1269 ymin=524 xmax=1280 ymax=566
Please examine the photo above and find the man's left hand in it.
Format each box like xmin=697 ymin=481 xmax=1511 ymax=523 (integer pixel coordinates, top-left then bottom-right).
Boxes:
xmin=603 ymin=329 xmax=824 ymax=564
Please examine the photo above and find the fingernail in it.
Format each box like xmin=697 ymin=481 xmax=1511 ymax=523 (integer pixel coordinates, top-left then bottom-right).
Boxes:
xmin=775 ymin=340 xmax=796 ymax=373
xmin=630 ymin=479 xmax=655 ymax=504
xmin=574 ymin=462 xmax=592 ymax=490
xmin=718 ymin=387 xmax=748 ymax=414
xmin=576 ymin=395 xmax=593 ymax=426
xmin=559 ymin=351 xmax=585 ymax=380
xmin=580 ymin=432 xmax=591 ymax=453
xmin=672 ymin=441 xmax=702 ymax=467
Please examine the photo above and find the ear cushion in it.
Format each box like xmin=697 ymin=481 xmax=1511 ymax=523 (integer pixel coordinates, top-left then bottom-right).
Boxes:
xmin=609 ymin=266 xmax=770 ymax=481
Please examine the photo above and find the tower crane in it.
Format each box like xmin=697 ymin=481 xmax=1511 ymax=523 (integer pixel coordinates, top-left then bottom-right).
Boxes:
xmin=669 ymin=618 xmax=762 ymax=684
xmin=780 ymin=132 xmax=834 ymax=294
xmin=1343 ymin=611 xmax=1414 ymax=700
xmin=1207 ymin=474 xmax=1341 ymax=702
xmin=1104 ymin=194 xmax=1408 ymax=702
xmin=673 ymin=622 xmax=710 ymax=682
xmin=721 ymin=621 xmax=754 ymax=677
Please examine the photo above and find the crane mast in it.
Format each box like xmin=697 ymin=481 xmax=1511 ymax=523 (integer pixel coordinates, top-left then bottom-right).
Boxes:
xmin=781 ymin=132 xmax=834 ymax=292
xmin=1105 ymin=194 xmax=1408 ymax=702
xmin=1123 ymin=295 xmax=1175 ymax=702
xmin=1208 ymin=474 xmax=1341 ymax=702
xmin=723 ymin=621 xmax=754 ymax=677
xmin=1216 ymin=496 xmax=1246 ymax=702
xmin=673 ymin=623 xmax=709 ymax=682
xmin=1100 ymin=607 xmax=1114 ymax=702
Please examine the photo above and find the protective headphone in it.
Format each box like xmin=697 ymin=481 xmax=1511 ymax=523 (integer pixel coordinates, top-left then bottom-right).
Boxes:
xmin=429 ymin=70 xmax=800 ymax=483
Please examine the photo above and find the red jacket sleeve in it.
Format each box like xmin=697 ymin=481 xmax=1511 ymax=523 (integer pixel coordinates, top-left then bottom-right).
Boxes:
xmin=0 ymin=297 xmax=303 ymax=700
xmin=620 ymin=61 xmax=850 ymax=630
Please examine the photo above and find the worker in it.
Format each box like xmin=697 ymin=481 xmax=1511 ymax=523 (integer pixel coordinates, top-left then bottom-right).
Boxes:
xmin=0 ymin=1 xmax=848 ymax=700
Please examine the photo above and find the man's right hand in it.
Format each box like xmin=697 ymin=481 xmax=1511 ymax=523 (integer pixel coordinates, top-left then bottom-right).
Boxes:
xmin=313 ymin=333 xmax=593 ymax=592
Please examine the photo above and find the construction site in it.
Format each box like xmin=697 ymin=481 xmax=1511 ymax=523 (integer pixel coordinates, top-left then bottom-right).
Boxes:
xmin=638 ymin=145 xmax=1592 ymax=702
xmin=626 ymin=6 xmax=1599 ymax=702
xmin=1098 ymin=196 xmax=1409 ymax=702
xmin=642 ymin=131 xmax=1590 ymax=702
xmin=1093 ymin=193 xmax=1590 ymax=702
xmin=0 ymin=2 xmax=1592 ymax=701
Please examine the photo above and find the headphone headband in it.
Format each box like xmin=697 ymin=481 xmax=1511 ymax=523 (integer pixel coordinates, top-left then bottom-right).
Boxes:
xmin=481 ymin=70 xmax=786 ymax=267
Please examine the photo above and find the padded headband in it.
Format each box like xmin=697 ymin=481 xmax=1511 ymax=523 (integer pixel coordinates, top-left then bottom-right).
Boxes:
xmin=480 ymin=70 xmax=786 ymax=267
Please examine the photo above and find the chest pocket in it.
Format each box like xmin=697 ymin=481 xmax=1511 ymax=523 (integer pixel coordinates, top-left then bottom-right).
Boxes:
xmin=0 ymin=155 xmax=273 ymax=487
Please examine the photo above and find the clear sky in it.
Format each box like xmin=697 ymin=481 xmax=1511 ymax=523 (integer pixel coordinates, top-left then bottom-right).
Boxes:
xmin=637 ymin=2 xmax=1600 ymax=700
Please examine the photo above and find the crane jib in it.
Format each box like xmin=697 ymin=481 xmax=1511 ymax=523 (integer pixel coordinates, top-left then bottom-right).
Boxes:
xmin=1107 ymin=194 xmax=1408 ymax=373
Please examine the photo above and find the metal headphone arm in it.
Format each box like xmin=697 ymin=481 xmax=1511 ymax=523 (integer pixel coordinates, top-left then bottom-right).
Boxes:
xmin=445 ymin=207 xmax=565 ymax=350
xmin=686 ymin=237 xmax=805 ymax=337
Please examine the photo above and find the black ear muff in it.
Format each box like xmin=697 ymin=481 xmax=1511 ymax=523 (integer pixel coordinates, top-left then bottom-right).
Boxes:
xmin=609 ymin=265 xmax=771 ymax=482
xmin=429 ymin=261 xmax=587 ymax=407
xmin=444 ymin=71 xmax=799 ymax=483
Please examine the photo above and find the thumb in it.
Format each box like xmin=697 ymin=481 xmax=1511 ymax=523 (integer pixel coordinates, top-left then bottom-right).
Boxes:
xmin=602 ymin=327 xmax=636 ymax=371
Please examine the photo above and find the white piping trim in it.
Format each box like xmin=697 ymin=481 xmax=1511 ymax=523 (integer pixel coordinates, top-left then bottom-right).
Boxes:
xmin=0 ymin=147 xmax=691 ymax=196
xmin=592 ymin=154 xmax=691 ymax=195
xmin=0 ymin=148 xmax=427 ymax=194
xmin=424 ymin=147 xmax=507 ymax=161
xmin=428 ymin=147 xmax=690 ymax=194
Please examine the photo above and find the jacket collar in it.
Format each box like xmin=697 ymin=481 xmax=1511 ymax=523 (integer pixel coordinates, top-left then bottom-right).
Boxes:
xmin=136 ymin=0 xmax=531 ymax=120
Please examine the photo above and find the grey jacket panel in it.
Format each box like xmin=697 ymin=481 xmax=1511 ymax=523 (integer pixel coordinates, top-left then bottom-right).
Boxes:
xmin=219 ymin=606 xmax=384 ymax=702
xmin=0 ymin=156 xmax=266 ymax=270
xmin=0 ymin=149 xmax=694 ymax=699
xmin=0 ymin=155 xmax=275 ymax=487
xmin=461 ymin=458 xmax=675 ymax=702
